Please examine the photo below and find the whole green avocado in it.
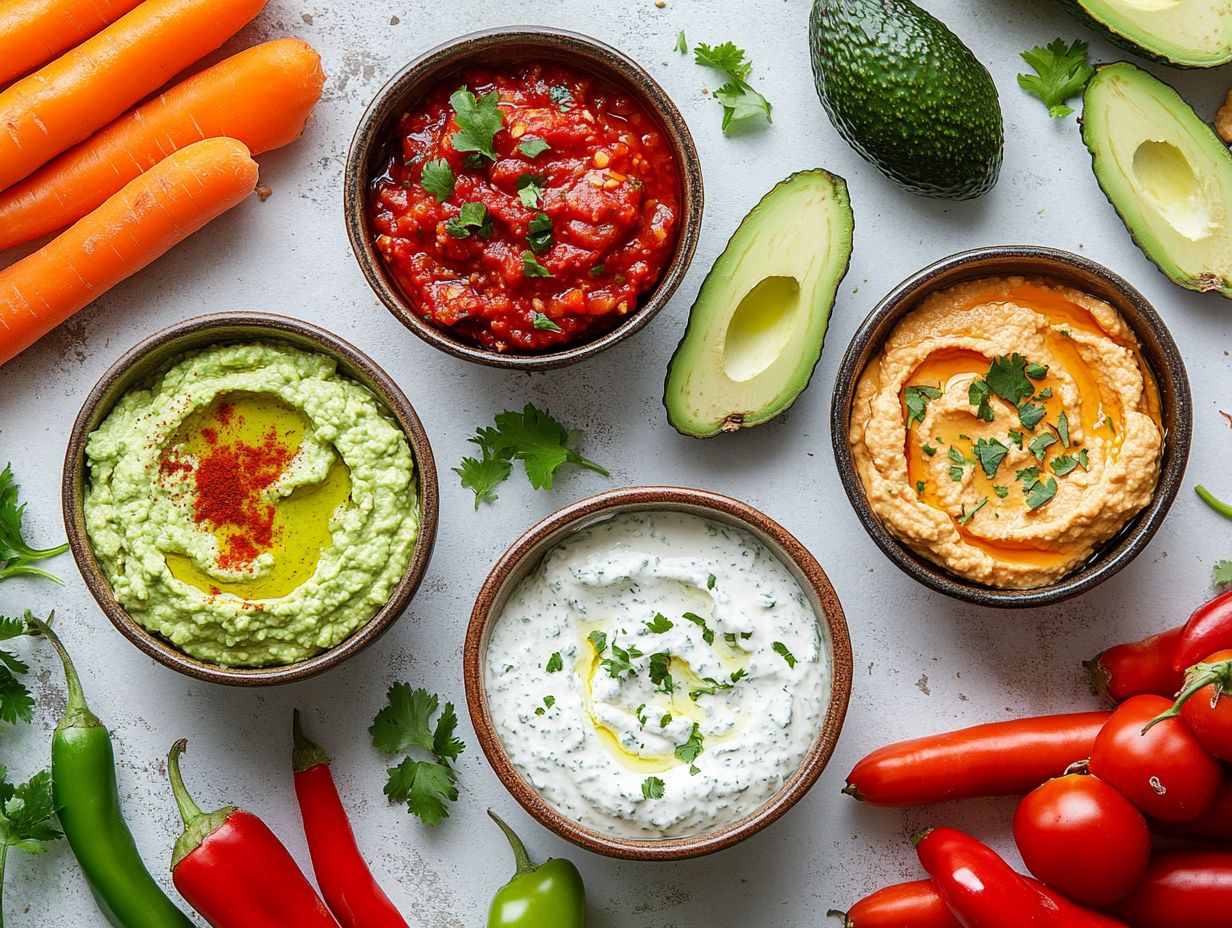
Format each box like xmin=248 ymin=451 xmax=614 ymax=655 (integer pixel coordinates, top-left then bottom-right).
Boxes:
xmin=809 ymin=0 xmax=1004 ymax=199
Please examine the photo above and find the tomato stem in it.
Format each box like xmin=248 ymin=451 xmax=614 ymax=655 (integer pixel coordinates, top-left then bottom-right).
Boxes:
xmin=1144 ymin=659 xmax=1232 ymax=733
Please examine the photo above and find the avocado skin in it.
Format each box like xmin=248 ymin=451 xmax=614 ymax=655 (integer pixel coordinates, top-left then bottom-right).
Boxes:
xmin=1052 ymin=0 xmax=1230 ymax=69
xmin=809 ymin=0 xmax=1003 ymax=200
xmin=662 ymin=170 xmax=854 ymax=439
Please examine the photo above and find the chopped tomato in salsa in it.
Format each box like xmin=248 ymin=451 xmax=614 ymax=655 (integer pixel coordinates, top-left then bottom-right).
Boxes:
xmin=369 ymin=63 xmax=681 ymax=353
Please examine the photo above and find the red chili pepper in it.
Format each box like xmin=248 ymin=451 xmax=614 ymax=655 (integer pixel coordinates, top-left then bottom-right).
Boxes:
xmin=167 ymin=740 xmax=340 ymax=928
xmin=1087 ymin=627 xmax=1185 ymax=703
xmin=1173 ymin=589 xmax=1232 ymax=673
xmin=833 ymin=880 xmax=960 ymax=928
xmin=1110 ymin=851 xmax=1232 ymax=928
xmin=1151 ymin=777 xmax=1232 ymax=843
xmin=915 ymin=828 xmax=1129 ymax=927
xmin=292 ymin=711 xmax=408 ymax=928
xmin=845 ymin=713 xmax=1109 ymax=805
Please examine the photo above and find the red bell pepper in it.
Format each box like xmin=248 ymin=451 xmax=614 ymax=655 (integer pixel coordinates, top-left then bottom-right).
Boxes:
xmin=915 ymin=828 xmax=1129 ymax=927
xmin=1111 ymin=851 xmax=1232 ymax=928
xmin=1173 ymin=589 xmax=1232 ymax=672
xmin=292 ymin=711 xmax=408 ymax=928
xmin=167 ymin=739 xmax=340 ymax=928
xmin=1087 ymin=627 xmax=1185 ymax=703
xmin=845 ymin=713 xmax=1109 ymax=805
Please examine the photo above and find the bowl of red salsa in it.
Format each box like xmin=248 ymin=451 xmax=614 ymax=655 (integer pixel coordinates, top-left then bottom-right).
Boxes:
xmin=345 ymin=27 xmax=703 ymax=369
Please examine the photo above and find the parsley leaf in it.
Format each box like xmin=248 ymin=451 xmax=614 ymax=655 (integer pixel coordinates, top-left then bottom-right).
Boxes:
xmin=420 ymin=159 xmax=454 ymax=202
xmin=1025 ymin=477 xmax=1059 ymax=510
xmin=968 ymin=380 xmax=995 ymax=422
xmin=973 ymin=437 xmax=1009 ymax=479
xmin=693 ymin=41 xmax=772 ymax=134
xmin=675 ymin=722 xmax=704 ymax=770
xmin=1215 ymin=560 xmax=1232 ymax=585
xmin=772 ymin=641 xmax=797 ymax=668
xmin=675 ymin=31 xmax=688 ymax=54
xmin=444 ymin=202 xmax=492 ymax=239
xmin=1050 ymin=454 xmax=1079 ymax=477
xmin=1025 ymin=362 xmax=1049 ymax=380
xmin=1016 ymin=465 xmax=1041 ymax=484
xmin=993 ymin=485 xmax=1010 ymax=499
xmin=1018 ymin=38 xmax=1094 ymax=119
xmin=601 ymin=637 xmax=643 ymax=679
xmin=521 ymin=251 xmax=553 ymax=278
xmin=642 ymin=776 xmax=665 ymax=799
xmin=648 ymin=652 xmax=675 ymax=693
xmin=517 ymin=137 xmax=550 ymax=159
xmin=546 ymin=651 xmax=563 ymax=673
xmin=1076 ymin=448 xmax=1090 ymax=470
xmin=958 ymin=497 xmax=988 ymax=526
xmin=905 ymin=385 xmax=943 ymax=426
xmin=370 ymin=683 xmax=466 ymax=826
xmin=449 ymin=87 xmax=504 ymax=160
xmin=588 ymin=631 xmax=608 ymax=655
xmin=452 ymin=438 xmax=513 ymax=509
xmin=1017 ymin=401 xmax=1047 ymax=431
xmin=531 ymin=312 xmax=561 ymax=332
xmin=645 ymin=613 xmax=674 ymax=634
xmin=987 ymin=354 xmax=1036 ymax=404
xmin=0 ymin=614 xmax=33 ymax=728
xmin=1008 ymin=429 xmax=1025 ymax=449
xmin=527 ymin=212 xmax=553 ymax=254
xmin=682 ymin=612 xmax=715 ymax=646
xmin=1029 ymin=432 xmax=1058 ymax=461
xmin=707 ymin=573 xmax=716 ymax=590
xmin=515 ymin=173 xmax=545 ymax=209
xmin=1056 ymin=411 xmax=1071 ymax=447
xmin=916 ymin=479 xmax=927 ymax=497
xmin=0 ymin=765 xmax=61 ymax=908
xmin=0 ymin=465 xmax=67 ymax=585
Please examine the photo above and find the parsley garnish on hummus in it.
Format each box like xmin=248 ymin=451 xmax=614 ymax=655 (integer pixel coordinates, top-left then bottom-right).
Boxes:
xmin=905 ymin=384 xmax=943 ymax=426
xmin=958 ymin=497 xmax=988 ymax=526
xmin=974 ymin=437 xmax=1009 ymax=478
xmin=1025 ymin=477 xmax=1059 ymax=510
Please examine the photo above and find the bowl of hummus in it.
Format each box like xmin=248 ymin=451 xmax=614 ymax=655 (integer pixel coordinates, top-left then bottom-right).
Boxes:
xmin=832 ymin=246 xmax=1191 ymax=607
xmin=464 ymin=486 xmax=853 ymax=860
xmin=63 ymin=313 xmax=438 ymax=685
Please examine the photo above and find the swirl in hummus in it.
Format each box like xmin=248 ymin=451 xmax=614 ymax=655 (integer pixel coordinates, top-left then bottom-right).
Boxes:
xmin=849 ymin=277 xmax=1163 ymax=589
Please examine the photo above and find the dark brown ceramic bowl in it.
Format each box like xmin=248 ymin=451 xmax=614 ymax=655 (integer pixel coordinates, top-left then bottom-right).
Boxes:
xmin=831 ymin=246 xmax=1191 ymax=609
xmin=464 ymin=486 xmax=853 ymax=860
xmin=343 ymin=26 xmax=703 ymax=370
xmin=62 ymin=313 xmax=439 ymax=686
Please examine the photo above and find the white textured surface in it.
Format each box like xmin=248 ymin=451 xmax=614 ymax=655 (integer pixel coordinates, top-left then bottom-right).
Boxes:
xmin=2 ymin=1 xmax=1229 ymax=925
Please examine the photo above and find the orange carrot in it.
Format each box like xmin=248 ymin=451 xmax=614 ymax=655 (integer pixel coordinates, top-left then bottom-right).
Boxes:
xmin=0 ymin=0 xmax=144 ymax=87
xmin=0 ymin=0 xmax=268 ymax=192
xmin=0 ymin=38 xmax=323 ymax=251
xmin=0 ymin=137 xmax=258 ymax=366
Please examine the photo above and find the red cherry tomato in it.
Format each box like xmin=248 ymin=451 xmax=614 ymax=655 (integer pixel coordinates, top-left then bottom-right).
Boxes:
xmin=1171 ymin=650 xmax=1232 ymax=763
xmin=1013 ymin=773 xmax=1150 ymax=907
xmin=1089 ymin=695 xmax=1223 ymax=822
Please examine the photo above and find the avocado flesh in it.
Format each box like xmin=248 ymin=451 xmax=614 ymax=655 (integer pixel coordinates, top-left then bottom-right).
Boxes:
xmin=664 ymin=170 xmax=854 ymax=438
xmin=1056 ymin=0 xmax=1232 ymax=68
xmin=1083 ymin=62 xmax=1232 ymax=298
xmin=809 ymin=0 xmax=1003 ymax=199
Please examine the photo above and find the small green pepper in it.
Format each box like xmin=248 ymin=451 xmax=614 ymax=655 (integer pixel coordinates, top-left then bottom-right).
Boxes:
xmin=486 ymin=811 xmax=586 ymax=928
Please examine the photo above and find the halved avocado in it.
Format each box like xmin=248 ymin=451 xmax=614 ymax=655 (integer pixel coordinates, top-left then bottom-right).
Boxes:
xmin=1082 ymin=62 xmax=1232 ymax=299
xmin=1055 ymin=0 xmax=1232 ymax=68
xmin=663 ymin=170 xmax=854 ymax=438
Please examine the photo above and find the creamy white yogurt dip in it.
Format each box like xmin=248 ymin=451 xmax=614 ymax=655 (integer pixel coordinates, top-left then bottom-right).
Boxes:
xmin=485 ymin=509 xmax=829 ymax=839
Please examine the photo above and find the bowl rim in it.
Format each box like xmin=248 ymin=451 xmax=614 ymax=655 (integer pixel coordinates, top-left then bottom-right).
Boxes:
xmin=830 ymin=244 xmax=1192 ymax=608
xmin=61 ymin=311 xmax=440 ymax=686
xmin=342 ymin=25 xmax=704 ymax=371
xmin=463 ymin=485 xmax=853 ymax=860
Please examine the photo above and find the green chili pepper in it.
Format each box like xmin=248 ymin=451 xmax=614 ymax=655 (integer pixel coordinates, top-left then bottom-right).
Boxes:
xmin=28 ymin=617 xmax=192 ymax=928
xmin=486 ymin=810 xmax=586 ymax=928
xmin=1197 ymin=484 xmax=1232 ymax=521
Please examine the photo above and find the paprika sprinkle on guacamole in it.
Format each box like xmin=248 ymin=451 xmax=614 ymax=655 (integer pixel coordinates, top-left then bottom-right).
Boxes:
xmin=369 ymin=63 xmax=681 ymax=353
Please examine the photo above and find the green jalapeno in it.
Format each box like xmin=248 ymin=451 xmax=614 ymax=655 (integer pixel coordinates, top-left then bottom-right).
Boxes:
xmin=486 ymin=811 xmax=585 ymax=928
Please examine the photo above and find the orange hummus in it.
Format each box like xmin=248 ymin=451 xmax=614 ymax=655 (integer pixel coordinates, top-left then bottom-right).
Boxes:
xmin=849 ymin=277 xmax=1164 ymax=589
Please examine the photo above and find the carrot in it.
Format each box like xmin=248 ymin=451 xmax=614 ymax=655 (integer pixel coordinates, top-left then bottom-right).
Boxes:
xmin=0 ymin=0 xmax=268 ymax=192
xmin=0 ymin=0 xmax=144 ymax=87
xmin=0 ymin=38 xmax=322 ymax=251
xmin=0 ymin=137 xmax=258 ymax=366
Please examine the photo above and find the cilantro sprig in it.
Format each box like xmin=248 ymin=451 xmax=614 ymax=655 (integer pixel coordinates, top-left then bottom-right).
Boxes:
xmin=0 ymin=466 xmax=67 ymax=586
xmin=454 ymin=404 xmax=609 ymax=507
xmin=420 ymin=159 xmax=454 ymax=202
xmin=0 ymin=765 xmax=61 ymax=923
xmin=449 ymin=87 xmax=505 ymax=160
xmin=692 ymin=41 xmax=772 ymax=134
xmin=1018 ymin=38 xmax=1094 ymax=119
xmin=0 ymin=615 xmax=35 ymax=730
xmin=370 ymin=683 xmax=466 ymax=826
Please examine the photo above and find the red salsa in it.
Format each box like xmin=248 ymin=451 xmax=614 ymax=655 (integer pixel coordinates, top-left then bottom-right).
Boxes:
xmin=369 ymin=62 xmax=681 ymax=353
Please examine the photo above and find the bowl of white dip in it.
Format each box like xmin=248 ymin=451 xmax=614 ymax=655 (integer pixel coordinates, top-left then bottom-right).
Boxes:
xmin=465 ymin=486 xmax=852 ymax=860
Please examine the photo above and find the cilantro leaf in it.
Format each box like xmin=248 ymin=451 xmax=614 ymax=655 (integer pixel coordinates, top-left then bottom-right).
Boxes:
xmin=515 ymin=173 xmax=545 ymax=209
xmin=548 ymin=85 xmax=574 ymax=111
xmin=648 ymin=652 xmax=675 ymax=693
xmin=1076 ymin=448 xmax=1090 ymax=470
xmin=675 ymin=30 xmax=688 ymax=54
xmin=694 ymin=42 xmax=752 ymax=80
xmin=588 ymin=631 xmax=608 ymax=655
xmin=1215 ymin=561 xmax=1232 ymax=586
xmin=449 ymin=87 xmax=504 ymax=160
xmin=420 ymin=159 xmax=454 ymax=202
xmin=1029 ymin=432 xmax=1058 ymax=461
xmin=993 ymin=485 xmax=1010 ymax=499
xmin=1016 ymin=465 xmax=1041 ymax=484
xmin=958 ymin=498 xmax=988 ymax=526
xmin=370 ymin=683 xmax=466 ymax=826
xmin=973 ymin=437 xmax=1009 ymax=479
xmin=444 ymin=202 xmax=492 ymax=239
xmin=1025 ymin=477 xmax=1059 ymax=510
xmin=674 ymin=722 xmax=704 ymax=767
xmin=905 ymin=385 xmax=943 ymax=426
xmin=645 ymin=613 xmax=674 ymax=634
xmin=987 ymin=354 xmax=1036 ymax=404
xmin=527 ymin=212 xmax=553 ymax=254
xmin=486 ymin=404 xmax=609 ymax=491
xmin=1050 ymin=454 xmax=1079 ymax=477
xmin=1008 ymin=429 xmax=1025 ymax=449
xmin=600 ymin=637 xmax=643 ymax=679
xmin=452 ymin=439 xmax=513 ymax=509
xmin=0 ymin=613 xmax=34 ymax=729
xmin=642 ymin=776 xmax=665 ymax=799
xmin=1018 ymin=38 xmax=1094 ymax=119
xmin=1017 ymin=401 xmax=1047 ymax=431
xmin=546 ymin=651 xmax=563 ymax=673
xmin=1056 ymin=411 xmax=1071 ymax=448
xmin=772 ymin=641 xmax=797 ymax=668
xmin=518 ymin=137 xmax=550 ymax=159
xmin=682 ymin=612 xmax=715 ymax=646
xmin=531 ymin=312 xmax=561 ymax=332
xmin=0 ymin=465 xmax=67 ymax=585
xmin=968 ymin=380 xmax=995 ymax=422
xmin=0 ymin=767 xmax=60 ymax=862
xmin=692 ymin=41 xmax=772 ymax=133
xmin=521 ymin=251 xmax=553 ymax=278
